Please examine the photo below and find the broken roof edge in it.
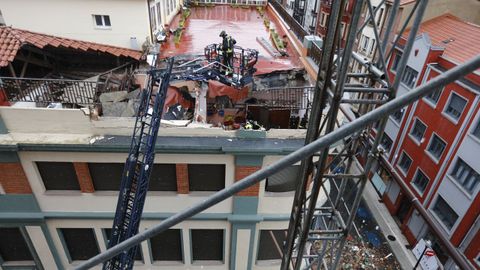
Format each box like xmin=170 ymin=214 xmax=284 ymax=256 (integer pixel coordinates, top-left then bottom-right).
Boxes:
xmin=0 ymin=26 xmax=144 ymax=67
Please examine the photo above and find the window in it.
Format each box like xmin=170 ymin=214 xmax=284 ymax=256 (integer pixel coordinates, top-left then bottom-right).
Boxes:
xmin=156 ymin=2 xmax=162 ymax=26
xmin=391 ymin=108 xmax=404 ymax=123
xmin=410 ymin=119 xmax=426 ymax=143
xmin=89 ymin=163 xmax=123 ymax=191
xmin=450 ymin=158 xmax=480 ymax=194
xmin=266 ymin=166 xmax=300 ymax=192
xmin=150 ymin=6 xmax=157 ymax=30
xmin=391 ymin=52 xmax=402 ymax=72
xmin=376 ymin=8 xmax=384 ymax=26
xmin=257 ymin=230 xmax=287 ymax=261
xmin=320 ymin=13 xmax=326 ymax=27
xmin=340 ymin=22 xmax=346 ymax=38
xmin=60 ymin=228 xmax=99 ymax=261
xmin=380 ymin=133 xmax=393 ymax=153
xmin=401 ymin=66 xmax=418 ymax=88
xmin=427 ymin=134 xmax=446 ymax=161
xmin=188 ymin=164 xmax=225 ymax=191
xmin=412 ymin=169 xmax=429 ymax=194
xmin=191 ymin=229 xmax=223 ymax=262
xmin=361 ymin=36 xmax=370 ymax=52
xmin=425 ymin=88 xmax=443 ymax=105
xmin=444 ymin=93 xmax=467 ymax=121
xmin=432 ymin=196 xmax=458 ymax=230
xmin=369 ymin=38 xmax=376 ymax=56
xmin=150 ymin=229 xmax=183 ymax=262
xmin=93 ymin=15 xmax=111 ymax=28
xmin=472 ymin=119 xmax=480 ymax=139
xmin=0 ymin=228 xmax=34 ymax=263
xmin=104 ymin=229 xmax=142 ymax=261
xmin=37 ymin=162 xmax=80 ymax=190
xmin=397 ymin=152 xmax=412 ymax=174
xmin=149 ymin=164 xmax=177 ymax=191
xmin=89 ymin=163 xmax=177 ymax=191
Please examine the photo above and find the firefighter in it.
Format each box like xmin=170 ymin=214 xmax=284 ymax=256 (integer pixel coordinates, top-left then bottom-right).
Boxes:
xmin=219 ymin=30 xmax=236 ymax=75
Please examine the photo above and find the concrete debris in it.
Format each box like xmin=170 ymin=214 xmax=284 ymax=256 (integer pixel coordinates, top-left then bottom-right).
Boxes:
xmin=99 ymin=91 xmax=128 ymax=103
xmin=89 ymin=136 xmax=105 ymax=144
xmin=125 ymin=88 xmax=141 ymax=100
xmin=102 ymin=102 xmax=128 ymax=117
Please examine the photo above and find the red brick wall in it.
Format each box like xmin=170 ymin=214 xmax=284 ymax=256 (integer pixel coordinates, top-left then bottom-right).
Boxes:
xmin=0 ymin=163 xmax=32 ymax=194
xmin=176 ymin=164 xmax=189 ymax=194
xmin=235 ymin=166 xmax=260 ymax=196
xmin=73 ymin=162 xmax=94 ymax=193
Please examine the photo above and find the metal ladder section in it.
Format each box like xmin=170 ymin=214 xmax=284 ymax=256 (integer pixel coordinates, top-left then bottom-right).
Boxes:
xmin=103 ymin=58 xmax=174 ymax=270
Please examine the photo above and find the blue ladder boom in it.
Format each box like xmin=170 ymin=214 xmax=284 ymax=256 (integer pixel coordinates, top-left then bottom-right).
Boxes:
xmin=103 ymin=58 xmax=174 ymax=270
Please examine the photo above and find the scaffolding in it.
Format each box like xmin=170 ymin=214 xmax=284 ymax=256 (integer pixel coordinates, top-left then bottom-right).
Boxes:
xmin=74 ymin=0 xmax=480 ymax=269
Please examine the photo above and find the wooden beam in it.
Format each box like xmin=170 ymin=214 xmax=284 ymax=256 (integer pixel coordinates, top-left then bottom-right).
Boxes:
xmin=15 ymin=54 xmax=53 ymax=69
xmin=20 ymin=51 xmax=31 ymax=78
xmin=8 ymin=63 xmax=17 ymax=78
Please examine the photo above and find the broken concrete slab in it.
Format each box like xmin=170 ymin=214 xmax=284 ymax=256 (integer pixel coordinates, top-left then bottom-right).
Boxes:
xmin=102 ymin=102 xmax=127 ymax=117
xmin=120 ymin=99 xmax=140 ymax=117
xmin=126 ymin=88 xmax=141 ymax=100
xmin=99 ymin=91 xmax=128 ymax=103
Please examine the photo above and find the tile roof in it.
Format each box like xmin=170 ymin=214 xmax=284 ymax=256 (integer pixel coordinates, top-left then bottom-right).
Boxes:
xmin=0 ymin=26 xmax=142 ymax=67
xmin=403 ymin=13 xmax=480 ymax=64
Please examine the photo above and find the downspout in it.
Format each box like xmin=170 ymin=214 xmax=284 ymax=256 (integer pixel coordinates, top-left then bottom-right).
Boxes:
xmin=147 ymin=0 xmax=154 ymax=44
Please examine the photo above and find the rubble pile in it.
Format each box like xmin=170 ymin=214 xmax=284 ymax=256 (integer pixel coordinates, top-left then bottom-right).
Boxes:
xmin=99 ymin=89 xmax=141 ymax=117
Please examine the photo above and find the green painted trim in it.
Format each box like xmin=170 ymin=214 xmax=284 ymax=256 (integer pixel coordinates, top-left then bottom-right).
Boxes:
xmin=20 ymin=226 xmax=44 ymax=270
xmin=0 ymin=194 xmax=41 ymax=213
xmin=235 ymin=155 xmax=264 ymax=166
xmin=0 ymin=115 xmax=7 ymax=134
xmin=233 ymin=196 xmax=259 ymax=215
xmin=56 ymin=228 xmax=72 ymax=264
xmin=0 ymin=151 xmax=19 ymax=162
xmin=0 ymin=211 xmax=290 ymax=223
xmin=14 ymin=143 xmax=300 ymax=155
xmin=40 ymin=224 xmax=64 ymax=270
xmin=236 ymin=130 xmax=266 ymax=138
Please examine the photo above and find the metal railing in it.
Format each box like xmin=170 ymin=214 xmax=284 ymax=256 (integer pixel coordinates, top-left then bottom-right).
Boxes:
xmin=307 ymin=42 xmax=322 ymax=66
xmin=250 ymin=86 xmax=314 ymax=109
xmin=269 ymin=0 xmax=308 ymax=41
xmin=0 ymin=77 xmax=100 ymax=105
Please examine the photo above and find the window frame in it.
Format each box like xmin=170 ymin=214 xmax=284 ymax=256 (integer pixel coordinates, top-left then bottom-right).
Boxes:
xmin=431 ymin=195 xmax=459 ymax=232
xmin=58 ymin=228 xmax=100 ymax=263
xmin=396 ymin=151 xmax=412 ymax=176
xmin=190 ymin=229 xmax=225 ymax=264
xmin=390 ymin=108 xmax=404 ymax=125
xmin=423 ymin=87 xmax=443 ymax=107
xmin=92 ymin=14 xmax=111 ymax=29
xmin=148 ymin=229 xmax=184 ymax=264
xmin=0 ymin=227 xmax=36 ymax=266
xmin=391 ymin=52 xmax=402 ymax=73
xmin=449 ymin=158 xmax=480 ymax=196
xmin=411 ymin=168 xmax=429 ymax=195
xmin=379 ymin=133 xmax=393 ymax=155
xmin=425 ymin=133 xmax=447 ymax=163
xmin=442 ymin=91 xmax=468 ymax=124
xmin=36 ymin=161 xmax=80 ymax=192
xmin=256 ymin=229 xmax=288 ymax=263
xmin=400 ymin=65 xmax=418 ymax=89
xmin=409 ymin=117 xmax=427 ymax=145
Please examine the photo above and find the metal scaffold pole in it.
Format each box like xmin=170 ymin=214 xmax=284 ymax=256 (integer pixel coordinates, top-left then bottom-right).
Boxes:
xmin=280 ymin=0 xmax=434 ymax=269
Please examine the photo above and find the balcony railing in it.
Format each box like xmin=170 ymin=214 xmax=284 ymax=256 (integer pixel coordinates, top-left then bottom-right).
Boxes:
xmin=269 ymin=0 xmax=308 ymax=42
xmin=0 ymin=77 xmax=100 ymax=105
xmin=307 ymin=42 xmax=322 ymax=67
xmin=250 ymin=86 xmax=315 ymax=109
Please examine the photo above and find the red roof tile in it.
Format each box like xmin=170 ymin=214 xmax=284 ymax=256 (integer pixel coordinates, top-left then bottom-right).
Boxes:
xmin=403 ymin=14 xmax=480 ymax=64
xmin=0 ymin=26 xmax=142 ymax=67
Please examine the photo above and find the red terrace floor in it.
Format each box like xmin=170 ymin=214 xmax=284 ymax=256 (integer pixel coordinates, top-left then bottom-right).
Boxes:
xmin=160 ymin=5 xmax=303 ymax=74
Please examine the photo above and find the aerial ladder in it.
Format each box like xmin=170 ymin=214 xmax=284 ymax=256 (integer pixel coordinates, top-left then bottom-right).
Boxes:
xmin=103 ymin=44 xmax=258 ymax=270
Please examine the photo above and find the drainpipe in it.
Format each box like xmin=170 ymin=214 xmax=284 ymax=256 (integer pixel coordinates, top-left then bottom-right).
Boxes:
xmin=147 ymin=0 xmax=154 ymax=44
